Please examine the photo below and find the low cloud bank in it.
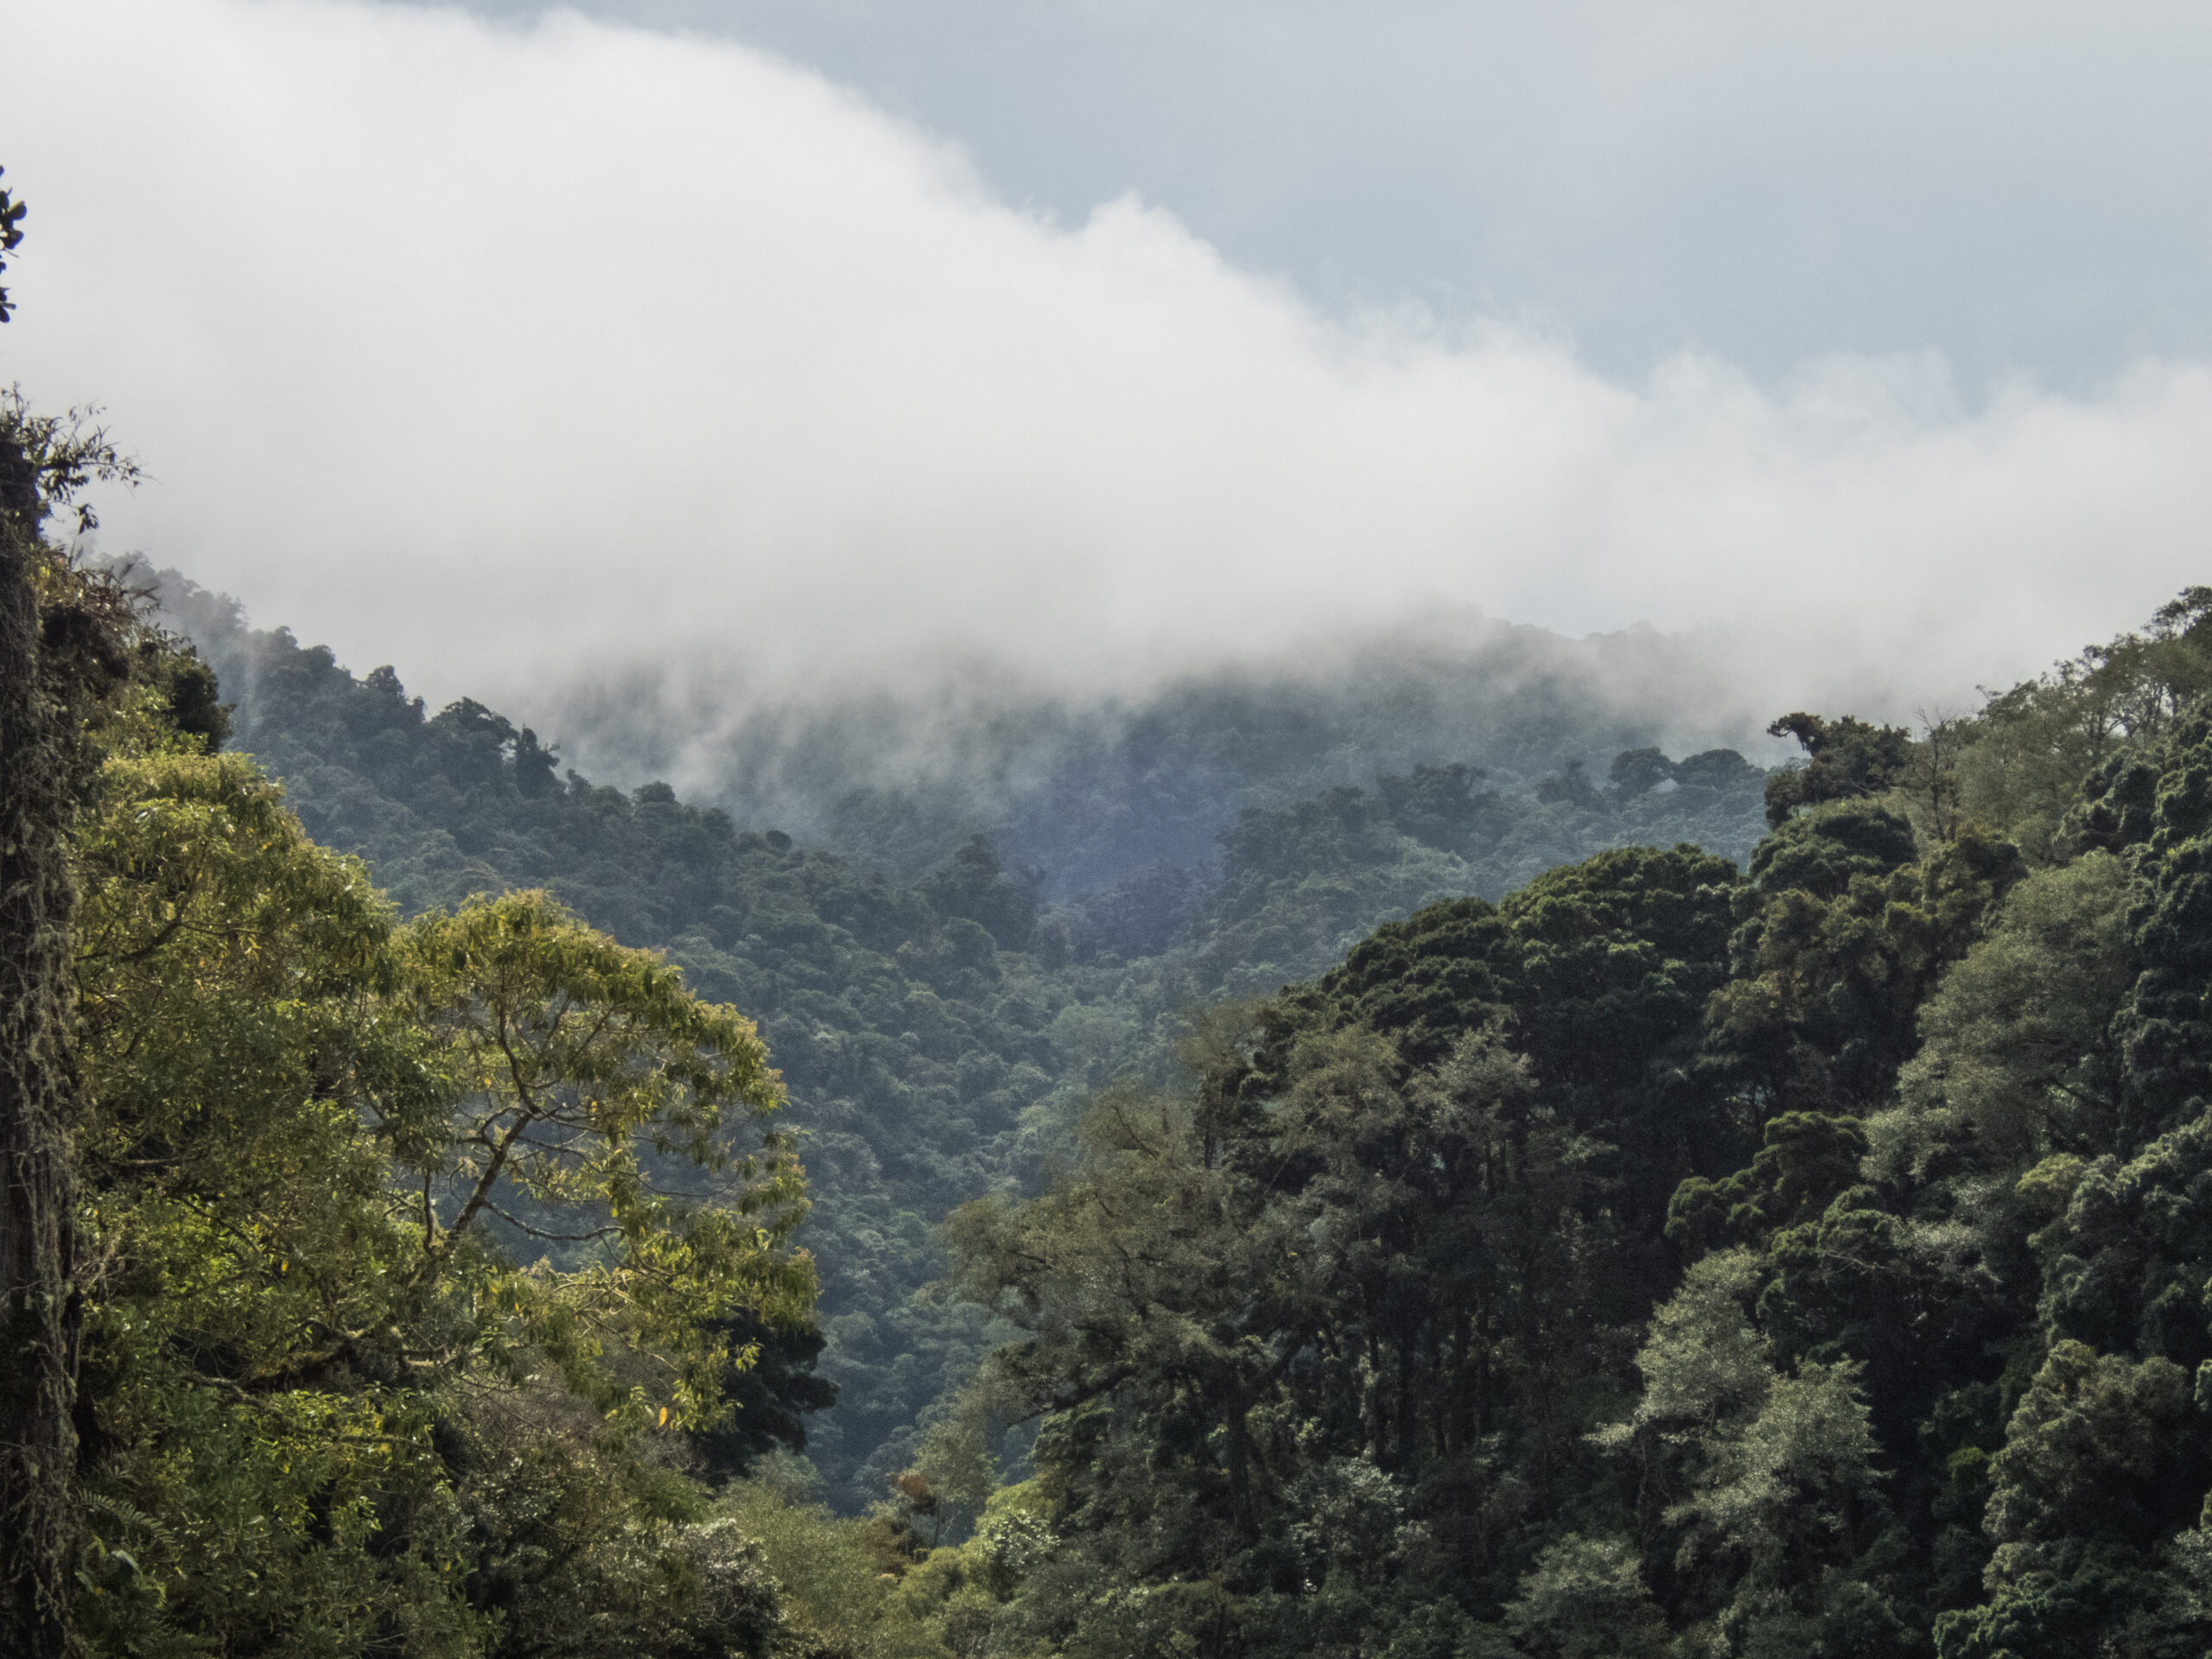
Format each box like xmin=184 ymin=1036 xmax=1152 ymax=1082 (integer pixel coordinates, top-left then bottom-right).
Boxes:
xmin=3 ymin=0 xmax=2205 ymax=789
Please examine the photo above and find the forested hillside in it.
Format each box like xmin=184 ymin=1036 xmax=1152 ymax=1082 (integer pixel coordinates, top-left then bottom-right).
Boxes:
xmin=536 ymin=616 xmax=1756 ymax=897
xmin=154 ymin=573 xmax=1769 ymax=1511
xmin=931 ymin=592 xmax=2212 ymax=1658
xmin=92 ymin=563 xmax=2212 ymax=1659
xmin=17 ymin=470 xmax=2212 ymax=1654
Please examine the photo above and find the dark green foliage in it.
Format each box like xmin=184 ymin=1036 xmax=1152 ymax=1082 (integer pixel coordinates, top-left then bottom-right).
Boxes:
xmin=1607 ymin=747 xmax=1675 ymax=798
xmin=918 ymin=834 xmax=1040 ymax=950
xmin=950 ymin=844 xmax=1752 ymax=1651
xmin=1032 ymin=860 xmax=1205 ymax=965
xmin=1700 ymin=808 xmax=2024 ymax=1126
xmin=150 ymin=650 xmax=229 ymax=750
xmin=1965 ymin=590 xmax=2212 ymax=866
xmin=696 ymin=1311 xmax=842 ymax=1480
xmin=1935 ymin=1342 xmax=2207 ymax=1659
xmin=2113 ymin=715 xmax=2212 ymax=1149
xmin=1885 ymin=853 xmax=2135 ymax=1174
xmin=1501 ymin=843 xmax=1738 ymax=1090
xmin=1302 ymin=896 xmax=1520 ymax=1066
xmin=1763 ymin=710 xmax=1916 ymax=828
xmin=1745 ymin=794 xmax=1919 ymax=899
xmin=929 ymin=592 xmax=2212 ymax=1657
xmin=1666 ymin=1112 xmax=1870 ymax=1253
xmin=1300 ymin=842 xmax=1736 ymax=1093
xmin=2029 ymin=1118 xmax=2212 ymax=1374
xmin=1376 ymin=760 xmax=1491 ymax=845
xmin=0 ymin=164 xmax=24 ymax=323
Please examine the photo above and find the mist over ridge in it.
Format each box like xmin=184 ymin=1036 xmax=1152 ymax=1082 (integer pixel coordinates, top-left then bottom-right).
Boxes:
xmin=169 ymin=564 xmax=1763 ymax=896
xmin=535 ymin=604 xmax=1770 ymax=892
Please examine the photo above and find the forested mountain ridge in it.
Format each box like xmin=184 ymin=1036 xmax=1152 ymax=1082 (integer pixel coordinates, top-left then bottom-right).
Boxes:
xmin=935 ymin=590 xmax=2212 ymax=1658
xmin=537 ymin=616 xmax=1764 ymax=898
xmin=21 ymin=512 xmax=2212 ymax=1658
xmin=51 ymin=546 xmax=2209 ymax=1657
xmin=152 ymin=572 xmax=1772 ymax=1512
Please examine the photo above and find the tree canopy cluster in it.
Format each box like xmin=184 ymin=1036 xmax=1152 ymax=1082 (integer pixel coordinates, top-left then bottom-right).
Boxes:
xmin=3 ymin=405 xmax=840 ymax=1657
xmin=926 ymin=591 xmax=2212 ymax=1658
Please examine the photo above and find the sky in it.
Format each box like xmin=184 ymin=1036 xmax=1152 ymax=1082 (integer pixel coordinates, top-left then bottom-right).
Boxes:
xmin=442 ymin=0 xmax=2212 ymax=391
xmin=1 ymin=0 xmax=2209 ymax=765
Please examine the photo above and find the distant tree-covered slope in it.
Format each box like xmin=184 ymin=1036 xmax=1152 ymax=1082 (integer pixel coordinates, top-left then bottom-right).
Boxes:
xmin=540 ymin=611 xmax=1765 ymax=895
xmin=929 ymin=589 xmax=2212 ymax=1659
xmin=154 ymin=571 xmax=1771 ymax=1510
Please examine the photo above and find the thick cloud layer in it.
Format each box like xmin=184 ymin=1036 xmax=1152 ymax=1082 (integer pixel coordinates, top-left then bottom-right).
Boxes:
xmin=1 ymin=0 xmax=2206 ymax=777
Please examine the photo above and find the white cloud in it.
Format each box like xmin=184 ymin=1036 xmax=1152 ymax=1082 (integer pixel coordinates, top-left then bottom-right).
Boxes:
xmin=1 ymin=0 xmax=2206 ymax=771
xmin=452 ymin=0 xmax=2212 ymax=385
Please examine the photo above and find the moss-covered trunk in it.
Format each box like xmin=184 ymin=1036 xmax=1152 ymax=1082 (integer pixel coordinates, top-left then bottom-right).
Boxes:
xmin=0 ymin=447 xmax=86 ymax=1659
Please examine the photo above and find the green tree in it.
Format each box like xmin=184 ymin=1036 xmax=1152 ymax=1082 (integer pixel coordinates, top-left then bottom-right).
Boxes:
xmin=1959 ymin=590 xmax=2212 ymax=863
xmin=1503 ymin=1534 xmax=1668 ymax=1659
xmin=1665 ymin=1112 xmax=1870 ymax=1255
xmin=1699 ymin=804 xmax=2023 ymax=1125
xmin=0 ymin=435 xmax=104 ymax=1659
xmin=391 ymin=889 xmax=814 ymax=1427
xmin=949 ymin=845 xmax=1749 ymax=1649
xmin=1762 ymin=713 xmax=1914 ymax=829
xmin=1937 ymin=1343 xmax=2196 ymax=1659
xmin=69 ymin=741 xmax=473 ymax=1654
xmin=948 ymin=1075 xmax=1298 ymax=1554
xmin=1599 ymin=1250 xmax=1898 ymax=1656
xmin=1874 ymin=852 xmax=2134 ymax=1178
xmin=67 ymin=743 xmax=825 ymax=1657
xmin=2110 ymin=709 xmax=2212 ymax=1150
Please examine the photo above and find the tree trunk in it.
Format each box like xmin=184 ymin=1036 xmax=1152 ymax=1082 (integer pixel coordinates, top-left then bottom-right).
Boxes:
xmin=0 ymin=480 xmax=85 ymax=1659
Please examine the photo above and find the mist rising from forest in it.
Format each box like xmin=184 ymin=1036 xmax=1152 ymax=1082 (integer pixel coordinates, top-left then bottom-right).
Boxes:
xmin=535 ymin=607 xmax=1751 ymax=852
xmin=10 ymin=0 xmax=2212 ymax=790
